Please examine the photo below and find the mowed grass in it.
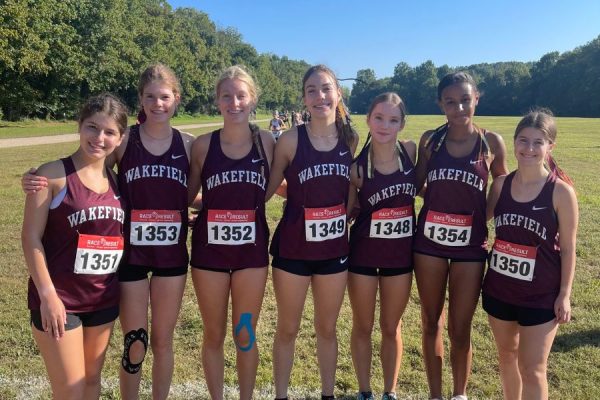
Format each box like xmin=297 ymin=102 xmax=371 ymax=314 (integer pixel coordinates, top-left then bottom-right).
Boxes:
xmin=0 ymin=115 xmax=599 ymax=399
xmin=0 ymin=113 xmax=272 ymax=139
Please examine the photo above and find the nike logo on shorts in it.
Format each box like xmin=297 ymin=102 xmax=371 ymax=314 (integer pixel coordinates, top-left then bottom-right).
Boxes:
xmin=339 ymin=151 xmax=349 ymax=156
xmin=532 ymin=205 xmax=547 ymax=211
xmin=171 ymin=154 xmax=185 ymax=160
xmin=339 ymin=256 xmax=348 ymax=264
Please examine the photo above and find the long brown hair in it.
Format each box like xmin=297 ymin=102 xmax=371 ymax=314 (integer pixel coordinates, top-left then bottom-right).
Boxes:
xmin=515 ymin=108 xmax=574 ymax=186
xmin=302 ymin=64 xmax=357 ymax=149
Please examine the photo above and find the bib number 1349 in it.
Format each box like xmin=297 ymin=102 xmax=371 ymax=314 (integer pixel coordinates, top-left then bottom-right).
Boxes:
xmin=305 ymin=204 xmax=346 ymax=242
xmin=424 ymin=210 xmax=472 ymax=247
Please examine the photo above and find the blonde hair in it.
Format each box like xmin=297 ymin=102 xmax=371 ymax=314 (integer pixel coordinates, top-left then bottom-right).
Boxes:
xmin=215 ymin=65 xmax=259 ymax=106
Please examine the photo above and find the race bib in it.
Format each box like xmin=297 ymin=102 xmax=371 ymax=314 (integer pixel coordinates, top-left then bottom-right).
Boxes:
xmin=130 ymin=210 xmax=181 ymax=246
xmin=74 ymin=234 xmax=124 ymax=275
xmin=207 ymin=209 xmax=256 ymax=245
xmin=304 ymin=204 xmax=346 ymax=242
xmin=424 ymin=210 xmax=472 ymax=246
xmin=489 ymin=239 xmax=536 ymax=281
xmin=369 ymin=206 xmax=413 ymax=239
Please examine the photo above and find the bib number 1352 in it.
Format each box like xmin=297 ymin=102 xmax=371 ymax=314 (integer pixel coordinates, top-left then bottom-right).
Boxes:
xmin=424 ymin=210 xmax=472 ymax=247
xmin=207 ymin=209 xmax=256 ymax=245
xmin=305 ymin=204 xmax=346 ymax=242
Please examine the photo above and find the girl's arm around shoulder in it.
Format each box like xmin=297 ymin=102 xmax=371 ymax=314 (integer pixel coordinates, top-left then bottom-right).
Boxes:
xmin=485 ymin=130 xmax=509 ymax=178
xmin=400 ymin=139 xmax=417 ymax=165
xmin=553 ymin=179 xmax=578 ymax=323
xmin=415 ymin=130 xmax=436 ymax=194
xmin=265 ymin=126 xmax=298 ymax=201
xmin=486 ymin=174 xmax=507 ymax=221
xmin=187 ymin=133 xmax=211 ymax=207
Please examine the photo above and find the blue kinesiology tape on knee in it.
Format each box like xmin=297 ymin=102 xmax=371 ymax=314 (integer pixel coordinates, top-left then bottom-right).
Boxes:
xmin=234 ymin=312 xmax=255 ymax=352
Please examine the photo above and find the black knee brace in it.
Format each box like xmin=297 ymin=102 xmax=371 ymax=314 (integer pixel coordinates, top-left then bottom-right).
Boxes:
xmin=121 ymin=328 xmax=148 ymax=374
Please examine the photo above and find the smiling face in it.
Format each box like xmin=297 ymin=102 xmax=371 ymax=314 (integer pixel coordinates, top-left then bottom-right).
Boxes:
xmin=217 ymin=78 xmax=254 ymax=124
xmin=367 ymin=101 xmax=405 ymax=145
xmin=514 ymin=127 xmax=554 ymax=167
xmin=439 ymin=82 xmax=479 ymax=127
xmin=140 ymin=81 xmax=180 ymax=124
xmin=78 ymin=112 xmax=123 ymax=159
xmin=303 ymin=70 xmax=341 ymax=122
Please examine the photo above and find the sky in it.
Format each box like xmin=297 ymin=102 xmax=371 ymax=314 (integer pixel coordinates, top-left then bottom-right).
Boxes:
xmin=168 ymin=0 xmax=600 ymax=87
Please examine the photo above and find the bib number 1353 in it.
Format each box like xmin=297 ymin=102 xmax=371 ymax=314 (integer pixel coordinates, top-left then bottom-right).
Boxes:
xmin=74 ymin=234 xmax=124 ymax=275
xmin=130 ymin=210 xmax=181 ymax=246
xmin=305 ymin=204 xmax=346 ymax=242
xmin=424 ymin=210 xmax=472 ymax=247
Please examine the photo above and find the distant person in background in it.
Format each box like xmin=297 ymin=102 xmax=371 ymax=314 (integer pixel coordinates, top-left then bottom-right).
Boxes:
xmin=266 ymin=64 xmax=358 ymax=400
xmin=346 ymin=92 xmax=416 ymax=400
xmin=302 ymin=109 xmax=311 ymax=123
xmin=187 ymin=65 xmax=275 ymax=400
xmin=482 ymin=109 xmax=577 ymax=400
xmin=269 ymin=110 xmax=285 ymax=141
xmin=22 ymin=93 xmax=128 ymax=399
xmin=413 ymin=72 xmax=508 ymax=400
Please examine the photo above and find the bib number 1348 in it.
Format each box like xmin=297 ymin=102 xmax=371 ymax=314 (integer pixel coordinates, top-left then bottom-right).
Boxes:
xmin=424 ymin=210 xmax=472 ymax=247
xmin=305 ymin=204 xmax=346 ymax=242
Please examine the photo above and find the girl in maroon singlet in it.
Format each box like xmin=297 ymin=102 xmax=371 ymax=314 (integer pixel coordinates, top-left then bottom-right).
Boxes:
xmin=347 ymin=93 xmax=416 ymax=400
xmin=483 ymin=109 xmax=578 ymax=400
xmin=187 ymin=65 xmax=275 ymax=400
xmin=413 ymin=72 xmax=508 ymax=400
xmin=22 ymin=94 xmax=128 ymax=399
xmin=266 ymin=65 xmax=359 ymax=400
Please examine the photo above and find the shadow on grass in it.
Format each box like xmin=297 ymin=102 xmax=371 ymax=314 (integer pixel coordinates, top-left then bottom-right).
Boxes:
xmin=552 ymin=329 xmax=600 ymax=352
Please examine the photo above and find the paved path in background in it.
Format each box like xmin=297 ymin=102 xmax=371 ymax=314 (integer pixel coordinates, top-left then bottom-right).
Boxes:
xmin=0 ymin=119 xmax=269 ymax=149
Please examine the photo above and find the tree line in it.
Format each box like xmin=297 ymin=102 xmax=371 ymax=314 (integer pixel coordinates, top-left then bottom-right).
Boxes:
xmin=349 ymin=35 xmax=600 ymax=117
xmin=1 ymin=0 xmax=599 ymax=120
xmin=0 ymin=0 xmax=310 ymax=121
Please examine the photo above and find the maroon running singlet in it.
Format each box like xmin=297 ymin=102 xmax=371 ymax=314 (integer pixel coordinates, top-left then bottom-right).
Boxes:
xmin=117 ymin=125 xmax=189 ymax=269
xmin=28 ymin=157 xmax=125 ymax=313
xmin=191 ymin=130 xmax=270 ymax=269
xmin=270 ymin=124 xmax=352 ymax=260
xmin=414 ymin=127 xmax=490 ymax=260
xmin=483 ymin=172 xmax=561 ymax=309
xmin=350 ymin=142 xmax=417 ymax=269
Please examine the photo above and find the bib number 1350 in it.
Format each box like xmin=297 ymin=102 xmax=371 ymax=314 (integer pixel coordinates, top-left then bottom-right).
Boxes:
xmin=305 ymin=204 xmax=346 ymax=242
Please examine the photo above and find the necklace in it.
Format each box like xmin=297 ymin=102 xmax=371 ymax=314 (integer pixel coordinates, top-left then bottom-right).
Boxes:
xmin=306 ymin=124 xmax=337 ymax=139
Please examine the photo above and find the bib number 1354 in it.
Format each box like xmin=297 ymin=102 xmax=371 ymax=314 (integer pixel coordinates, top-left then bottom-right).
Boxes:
xmin=305 ymin=204 xmax=346 ymax=242
xmin=424 ymin=210 xmax=472 ymax=247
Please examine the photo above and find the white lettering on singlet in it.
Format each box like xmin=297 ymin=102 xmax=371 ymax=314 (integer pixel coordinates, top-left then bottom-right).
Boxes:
xmin=427 ymin=168 xmax=484 ymax=191
xmin=124 ymin=165 xmax=187 ymax=187
xmin=493 ymin=213 xmax=548 ymax=241
xmin=298 ymin=163 xmax=350 ymax=184
xmin=205 ymin=170 xmax=267 ymax=191
xmin=367 ymin=183 xmax=417 ymax=206
xmin=67 ymin=206 xmax=125 ymax=228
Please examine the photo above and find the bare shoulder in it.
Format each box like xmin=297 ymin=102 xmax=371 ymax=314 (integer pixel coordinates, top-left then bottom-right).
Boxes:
xmin=419 ymin=129 xmax=437 ymax=147
xmin=484 ymin=130 xmax=506 ymax=152
xmin=36 ymin=159 xmax=66 ymax=180
xmin=192 ymin=131 xmax=212 ymax=153
xmin=259 ymin=129 xmax=276 ymax=152
xmin=554 ymin=179 xmax=577 ymax=204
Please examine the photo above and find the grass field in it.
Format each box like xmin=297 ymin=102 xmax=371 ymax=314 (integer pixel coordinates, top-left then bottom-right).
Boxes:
xmin=0 ymin=115 xmax=598 ymax=399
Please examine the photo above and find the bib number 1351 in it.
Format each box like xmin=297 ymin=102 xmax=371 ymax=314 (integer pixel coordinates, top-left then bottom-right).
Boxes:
xmin=74 ymin=234 xmax=124 ymax=275
xmin=424 ymin=210 xmax=472 ymax=247
xmin=305 ymin=204 xmax=346 ymax=242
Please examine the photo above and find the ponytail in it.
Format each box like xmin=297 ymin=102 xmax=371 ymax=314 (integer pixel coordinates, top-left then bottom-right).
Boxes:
xmin=335 ymin=99 xmax=358 ymax=149
xmin=546 ymin=154 xmax=574 ymax=187
xmin=136 ymin=109 xmax=146 ymax=125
